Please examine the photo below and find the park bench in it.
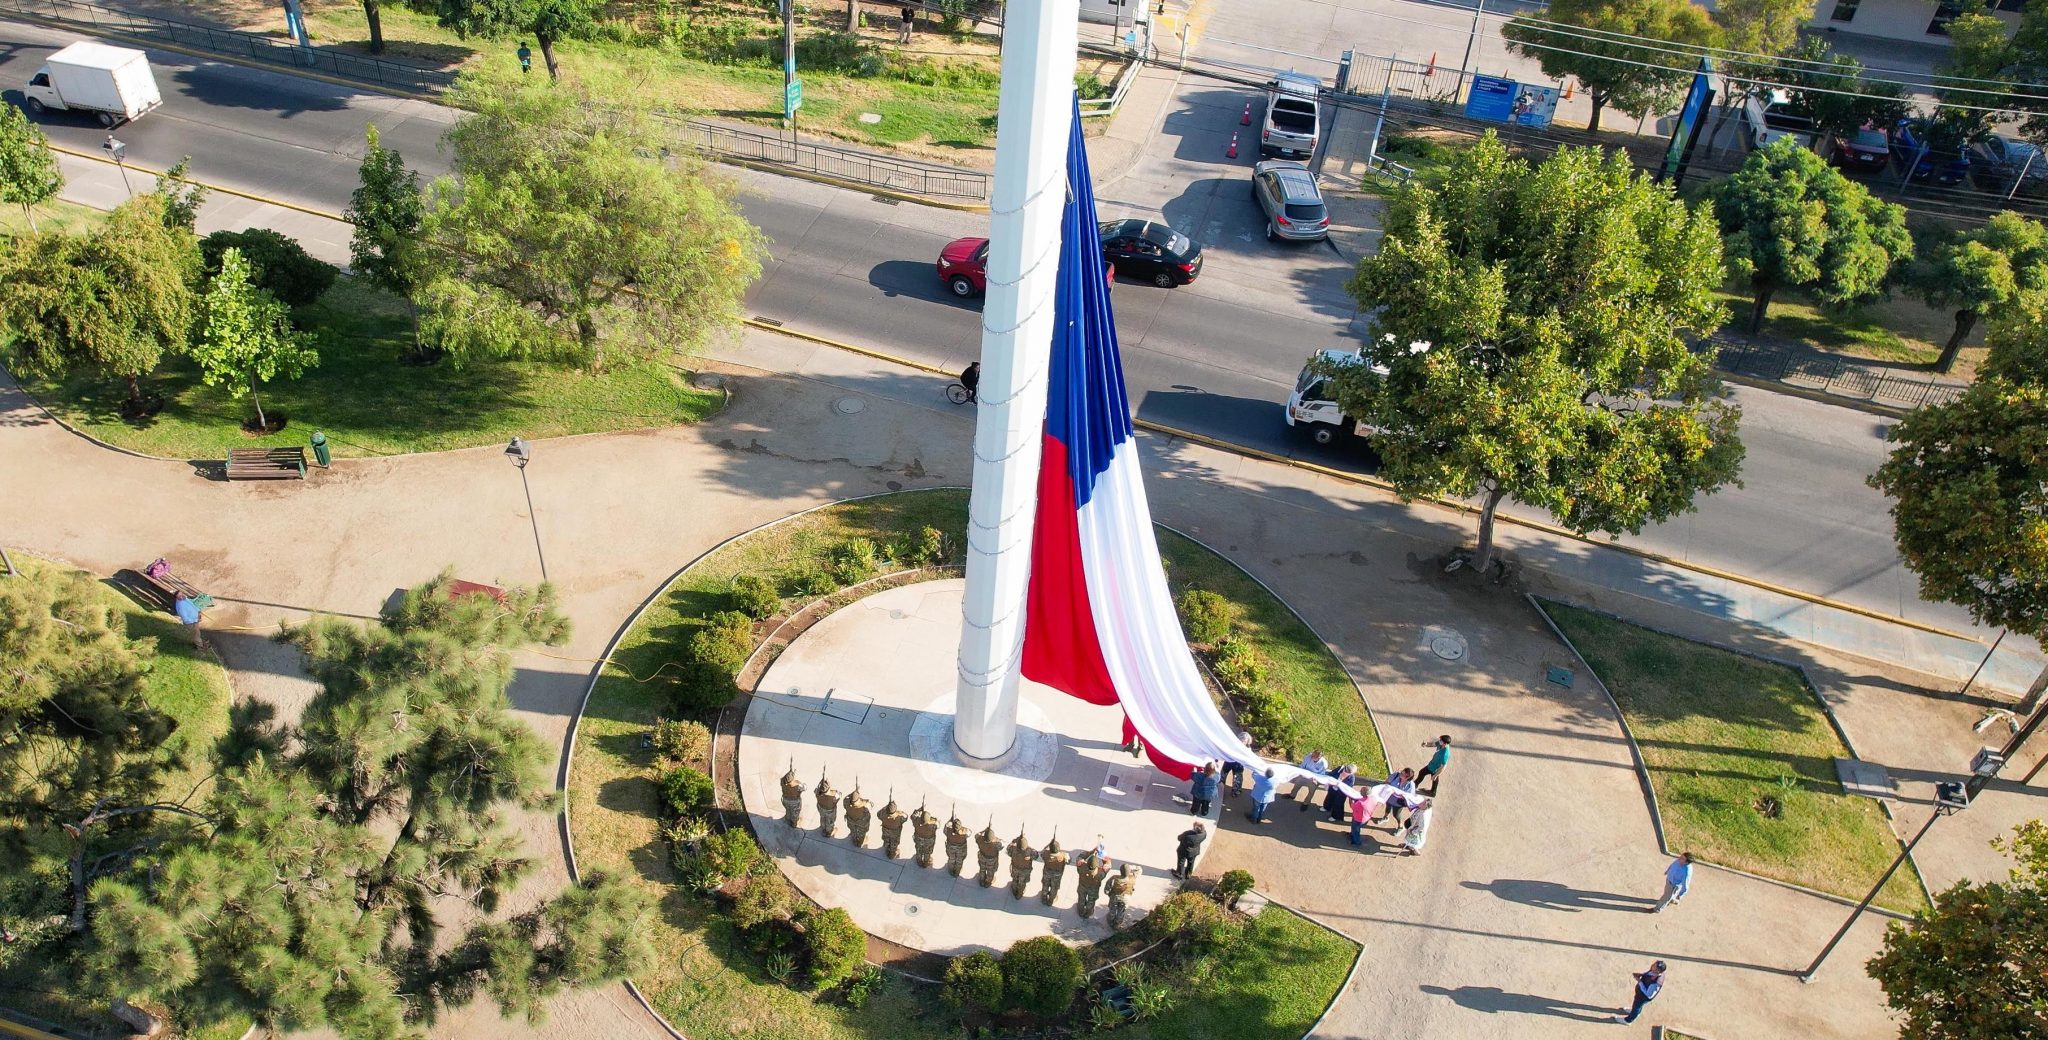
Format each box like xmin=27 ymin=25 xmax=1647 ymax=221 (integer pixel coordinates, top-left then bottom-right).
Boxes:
xmin=226 ymin=447 xmax=307 ymax=480
xmin=135 ymin=558 xmax=213 ymax=614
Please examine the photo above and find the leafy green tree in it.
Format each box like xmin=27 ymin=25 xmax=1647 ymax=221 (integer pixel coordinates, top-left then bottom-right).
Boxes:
xmin=416 ymin=79 xmax=765 ymax=371
xmin=1935 ymin=2 xmax=2032 ymax=140
xmin=150 ymin=156 xmax=208 ymax=233
xmin=1708 ymin=138 xmax=1912 ymax=334
xmin=193 ymin=247 xmax=319 ymax=431
xmin=200 ymin=228 xmax=337 ymax=307
xmin=1334 ymin=135 xmax=1740 ymax=577
xmin=999 ymin=936 xmax=1082 ymax=1019
xmin=1913 ymin=213 xmax=2048 ymax=373
xmin=0 ymin=103 xmax=61 ymax=232
xmin=1867 ymin=820 xmax=2048 ymax=1039
xmin=347 ymin=125 xmax=425 ymax=299
xmin=1870 ymin=333 xmax=2048 ymax=639
xmin=1776 ymin=36 xmax=1910 ymax=139
xmin=436 ymin=0 xmax=600 ymax=80
xmin=1502 ymin=0 xmax=1721 ymax=133
xmin=1704 ymin=0 xmax=1814 ymax=149
xmin=0 ymin=194 xmax=198 ymax=404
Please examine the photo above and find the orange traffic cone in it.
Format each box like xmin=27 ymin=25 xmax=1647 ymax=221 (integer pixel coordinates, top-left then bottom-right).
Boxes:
xmin=1241 ymin=101 xmax=1252 ymax=125
xmin=1424 ymin=52 xmax=1436 ymax=77
xmin=1562 ymin=80 xmax=1574 ymax=100
xmin=1226 ymin=131 xmax=1239 ymax=159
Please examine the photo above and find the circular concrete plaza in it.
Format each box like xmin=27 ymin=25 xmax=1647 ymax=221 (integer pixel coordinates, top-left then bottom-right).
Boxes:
xmin=738 ymin=579 xmax=1198 ymax=955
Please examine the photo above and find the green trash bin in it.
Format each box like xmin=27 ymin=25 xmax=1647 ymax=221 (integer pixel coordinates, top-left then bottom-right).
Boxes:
xmin=310 ymin=430 xmax=331 ymax=467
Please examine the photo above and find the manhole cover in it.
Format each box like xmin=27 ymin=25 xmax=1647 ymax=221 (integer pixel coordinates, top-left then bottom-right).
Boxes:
xmin=889 ymin=609 xmax=906 ymax=619
xmin=904 ymin=903 xmax=921 ymax=917
xmin=1430 ymin=634 xmax=1467 ymax=661
xmin=833 ymin=396 xmax=867 ymax=415
xmin=1546 ymin=665 xmax=1574 ymax=688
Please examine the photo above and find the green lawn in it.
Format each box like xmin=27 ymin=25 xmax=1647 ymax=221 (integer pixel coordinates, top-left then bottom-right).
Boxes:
xmin=1714 ymin=284 xmax=1972 ymax=368
xmin=1157 ymin=531 xmax=1386 ymax=777
xmin=0 ymin=556 xmax=237 ymax=1037
xmin=1541 ymin=603 xmax=1928 ymax=914
xmin=570 ymin=489 xmax=1367 ymax=1038
xmin=19 ymin=276 xmax=724 ymax=460
xmin=0 ymin=197 xmax=110 ymax=237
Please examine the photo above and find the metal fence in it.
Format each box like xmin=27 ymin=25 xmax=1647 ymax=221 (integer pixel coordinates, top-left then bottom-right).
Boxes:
xmin=665 ymin=117 xmax=990 ymax=202
xmin=0 ymin=0 xmax=458 ymax=93
xmin=1713 ymin=337 xmax=1964 ymax=411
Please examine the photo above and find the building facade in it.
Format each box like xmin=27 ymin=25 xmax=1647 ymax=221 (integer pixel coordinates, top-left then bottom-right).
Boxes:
xmin=1807 ymin=0 xmax=2023 ymax=47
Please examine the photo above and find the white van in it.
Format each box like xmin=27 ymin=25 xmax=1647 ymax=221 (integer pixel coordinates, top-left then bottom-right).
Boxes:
xmin=23 ymin=42 xmax=160 ymax=127
xmin=1741 ymin=88 xmax=1817 ymax=152
xmin=1283 ymin=350 xmax=1383 ymax=445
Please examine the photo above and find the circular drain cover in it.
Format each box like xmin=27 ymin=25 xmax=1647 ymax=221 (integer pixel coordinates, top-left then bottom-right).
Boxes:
xmin=1431 ymin=634 xmax=1468 ymax=661
xmin=889 ymin=609 xmax=906 ymax=620
xmin=904 ymin=903 xmax=921 ymax=917
xmin=833 ymin=396 xmax=867 ymax=415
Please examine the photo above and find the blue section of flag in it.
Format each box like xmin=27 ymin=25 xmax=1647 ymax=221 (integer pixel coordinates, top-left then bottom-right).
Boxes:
xmin=1045 ymin=98 xmax=1133 ymax=508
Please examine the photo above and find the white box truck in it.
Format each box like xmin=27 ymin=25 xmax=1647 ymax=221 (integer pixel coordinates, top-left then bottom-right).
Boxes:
xmin=1283 ymin=349 xmax=1384 ymax=446
xmin=23 ymin=42 xmax=161 ymax=127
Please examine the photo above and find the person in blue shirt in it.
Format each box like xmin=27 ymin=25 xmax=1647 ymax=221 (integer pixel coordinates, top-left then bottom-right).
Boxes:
xmin=1654 ymin=852 xmax=1693 ymax=912
xmin=1614 ymin=960 xmax=1666 ymax=1023
xmin=1188 ymin=762 xmax=1219 ymax=817
xmin=173 ymin=592 xmax=206 ymax=651
xmin=1415 ymin=734 xmax=1452 ymax=794
xmin=1247 ymin=767 xmax=1279 ymax=824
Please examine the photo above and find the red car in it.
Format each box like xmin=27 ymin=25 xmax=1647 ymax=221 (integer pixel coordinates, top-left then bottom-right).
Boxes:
xmin=937 ymin=237 xmax=1113 ymax=298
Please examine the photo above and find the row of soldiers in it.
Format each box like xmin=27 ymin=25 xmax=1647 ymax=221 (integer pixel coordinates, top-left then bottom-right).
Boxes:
xmin=779 ymin=766 xmax=1143 ymax=927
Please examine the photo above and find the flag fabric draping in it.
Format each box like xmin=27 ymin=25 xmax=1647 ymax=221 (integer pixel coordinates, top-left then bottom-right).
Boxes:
xmin=1019 ymin=97 xmax=1358 ymax=803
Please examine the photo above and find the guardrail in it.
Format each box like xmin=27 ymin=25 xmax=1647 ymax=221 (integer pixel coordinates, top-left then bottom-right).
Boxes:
xmin=663 ymin=117 xmax=990 ymax=203
xmin=1079 ymin=56 xmax=1140 ymax=119
xmin=0 ymin=0 xmax=458 ymax=93
xmin=1713 ymin=337 xmax=1965 ymax=411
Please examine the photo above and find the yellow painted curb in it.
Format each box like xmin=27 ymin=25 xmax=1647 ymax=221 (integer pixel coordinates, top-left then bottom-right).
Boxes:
xmin=50 ymin=144 xmax=351 ymax=223
xmin=720 ymin=158 xmax=989 ymax=213
xmin=0 ymin=1014 xmax=65 ymax=1040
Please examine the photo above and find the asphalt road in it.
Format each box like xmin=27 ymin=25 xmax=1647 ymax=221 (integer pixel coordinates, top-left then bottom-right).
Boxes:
xmin=0 ymin=19 xmax=1990 ymax=638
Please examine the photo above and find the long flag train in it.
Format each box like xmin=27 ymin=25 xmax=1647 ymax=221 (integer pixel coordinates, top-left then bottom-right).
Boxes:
xmin=1019 ymin=97 xmax=1358 ymax=803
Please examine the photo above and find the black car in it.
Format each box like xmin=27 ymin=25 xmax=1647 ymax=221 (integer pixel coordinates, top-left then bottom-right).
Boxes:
xmin=1098 ymin=218 xmax=1203 ymax=288
xmin=1969 ymin=133 xmax=2048 ymax=197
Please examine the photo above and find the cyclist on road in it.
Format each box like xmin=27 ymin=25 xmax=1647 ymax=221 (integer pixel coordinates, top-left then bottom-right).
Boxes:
xmin=959 ymin=361 xmax=980 ymax=403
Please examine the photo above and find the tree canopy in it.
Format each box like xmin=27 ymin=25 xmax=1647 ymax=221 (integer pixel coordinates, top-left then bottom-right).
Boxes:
xmin=347 ymin=124 xmax=425 ymax=300
xmin=1708 ymin=138 xmax=1912 ymax=334
xmin=0 ymin=194 xmax=199 ymax=402
xmin=1867 ymin=821 xmax=2048 ymax=1039
xmin=193 ymin=247 xmax=319 ymax=430
xmin=415 ymin=78 xmax=765 ymax=371
xmin=1776 ymin=35 xmax=1910 ymax=140
xmin=0 ymin=102 xmax=61 ymax=232
xmin=1502 ymin=0 xmax=1721 ymax=133
xmin=1913 ymin=213 xmax=2048 ymax=373
xmin=1334 ymin=134 xmax=1742 ymax=576
xmin=435 ymin=0 xmax=600 ymax=79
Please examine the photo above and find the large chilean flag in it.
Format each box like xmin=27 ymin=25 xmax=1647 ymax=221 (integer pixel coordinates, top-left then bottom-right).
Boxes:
xmin=1020 ymin=100 xmax=1283 ymax=787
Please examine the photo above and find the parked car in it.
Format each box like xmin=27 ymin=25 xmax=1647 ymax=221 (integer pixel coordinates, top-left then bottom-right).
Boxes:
xmin=1741 ymin=88 xmax=1817 ymax=152
xmin=1260 ymin=72 xmax=1321 ymax=160
xmin=936 ymin=237 xmax=1115 ymax=298
xmin=1969 ymin=132 xmax=2048 ymax=196
xmin=1098 ymin=218 xmax=1202 ymax=287
xmin=1830 ymin=127 xmax=1889 ymax=173
xmin=1890 ymin=118 xmax=1971 ymax=186
xmin=1250 ymin=161 xmax=1330 ymax=242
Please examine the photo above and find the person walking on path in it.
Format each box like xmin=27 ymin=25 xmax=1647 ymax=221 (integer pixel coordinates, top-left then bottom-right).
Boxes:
xmin=1416 ymin=735 xmax=1452 ymax=794
xmin=516 ymin=42 xmax=532 ymax=74
xmin=1653 ymin=852 xmax=1693 ymax=912
xmin=900 ymin=4 xmax=916 ymax=43
xmin=1188 ymin=762 xmax=1219 ymax=817
xmin=1294 ymin=749 xmax=1330 ymax=809
xmin=1613 ymin=961 xmax=1667 ymax=1023
xmin=1219 ymin=732 xmax=1250 ymax=793
xmin=173 ymin=591 xmax=206 ymax=650
xmin=1320 ymin=764 xmax=1357 ymax=822
xmin=1398 ymin=799 xmax=1433 ymax=855
xmin=1172 ymin=822 xmax=1206 ymax=878
xmin=1247 ymin=767 xmax=1278 ymax=823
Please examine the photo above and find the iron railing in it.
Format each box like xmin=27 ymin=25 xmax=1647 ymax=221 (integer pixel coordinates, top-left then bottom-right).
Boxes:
xmin=0 ymin=0 xmax=458 ymax=93
xmin=663 ymin=116 xmax=990 ymax=202
xmin=1713 ymin=337 xmax=1964 ymax=411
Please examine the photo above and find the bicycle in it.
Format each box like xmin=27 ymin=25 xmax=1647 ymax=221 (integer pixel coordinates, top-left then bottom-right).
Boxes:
xmin=945 ymin=382 xmax=975 ymax=405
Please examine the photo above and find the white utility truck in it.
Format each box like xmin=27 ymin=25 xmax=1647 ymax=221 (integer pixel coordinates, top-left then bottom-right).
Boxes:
xmin=24 ymin=42 xmax=161 ymax=127
xmin=1283 ymin=349 xmax=1383 ymax=446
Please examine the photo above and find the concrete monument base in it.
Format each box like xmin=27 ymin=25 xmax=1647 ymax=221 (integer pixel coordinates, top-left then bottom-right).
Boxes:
xmin=738 ymin=579 xmax=1210 ymax=955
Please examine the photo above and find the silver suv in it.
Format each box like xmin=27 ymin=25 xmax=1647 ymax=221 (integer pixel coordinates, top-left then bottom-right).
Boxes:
xmin=1251 ymin=161 xmax=1330 ymax=242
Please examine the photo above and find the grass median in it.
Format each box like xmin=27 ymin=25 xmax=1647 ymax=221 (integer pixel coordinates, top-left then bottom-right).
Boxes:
xmin=18 ymin=276 xmax=724 ymax=459
xmin=1541 ymin=602 xmax=1928 ymax=914
xmin=569 ymin=488 xmax=1364 ymax=1039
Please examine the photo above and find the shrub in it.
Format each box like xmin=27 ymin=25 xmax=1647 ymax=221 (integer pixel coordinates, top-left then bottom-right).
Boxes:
xmin=787 ymin=565 xmax=838 ymax=598
xmin=1000 ymin=936 xmax=1082 ymax=1019
xmin=937 ymin=0 xmax=969 ymax=33
xmin=843 ymin=964 xmax=885 ymax=1008
xmin=1209 ymin=637 xmax=1266 ymax=690
xmin=688 ymin=610 xmax=755 ymax=675
xmin=675 ymin=826 xmax=764 ymax=890
xmin=1234 ymin=685 xmax=1297 ymax=754
xmin=730 ymin=575 xmax=782 ymax=620
xmin=730 ymin=871 xmax=796 ymax=930
xmin=659 ymin=765 xmax=714 ymax=820
xmin=1075 ymin=71 xmax=1112 ymax=101
xmin=1216 ymin=868 xmax=1255 ymax=910
xmin=672 ymin=659 xmax=739 ymax=713
xmin=1087 ymin=1000 xmax=1125 ymax=1033
xmin=198 ymin=228 xmax=337 ymax=307
xmin=899 ymin=525 xmax=947 ymax=567
xmin=799 ymin=906 xmax=869 ymax=989
xmin=795 ymin=31 xmax=873 ymax=74
xmin=650 ymin=717 xmax=711 ymax=764
xmin=1176 ymin=589 xmax=1231 ymax=645
xmin=830 ymin=538 xmax=884 ymax=585
xmin=1141 ymin=890 xmax=1239 ymax=951
xmin=1128 ymin=978 xmax=1175 ymax=1021
xmin=942 ymin=949 xmax=1004 ymax=1015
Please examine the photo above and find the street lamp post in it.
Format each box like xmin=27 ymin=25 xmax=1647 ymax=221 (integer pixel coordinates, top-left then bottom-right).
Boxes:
xmin=504 ymin=437 xmax=548 ymax=584
xmin=102 ymin=135 xmax=132 ymax=198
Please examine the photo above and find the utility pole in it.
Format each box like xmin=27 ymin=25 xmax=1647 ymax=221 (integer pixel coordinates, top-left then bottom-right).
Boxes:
xmin=1456 ymin=0 xmax=1487 ymax=103
xmin=782 ymin=0 xmax=799 ymax=156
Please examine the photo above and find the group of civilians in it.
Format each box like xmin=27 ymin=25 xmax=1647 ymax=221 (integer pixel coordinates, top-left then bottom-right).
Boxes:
xmin=1184 ymin=734 xmax=1454 ymax=857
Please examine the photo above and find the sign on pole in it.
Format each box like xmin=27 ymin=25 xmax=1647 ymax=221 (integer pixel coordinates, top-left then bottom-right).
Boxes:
xmin=1463 ymin=75 xmax=1516 ymax=122
xmin=1660 ymin=58 xmax=1715 ymax=186
xmin=785 ymin=79 xmax=804 ymax=120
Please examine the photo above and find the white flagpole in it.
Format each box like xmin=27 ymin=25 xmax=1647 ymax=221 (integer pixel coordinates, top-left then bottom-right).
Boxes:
xmin=954 ymin=0 xmax=1078 ymax=765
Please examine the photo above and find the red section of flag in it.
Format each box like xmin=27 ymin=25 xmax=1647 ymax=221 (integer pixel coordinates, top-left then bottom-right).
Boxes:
xmin=1021 ymin=434 xmax=1118 ymax=707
